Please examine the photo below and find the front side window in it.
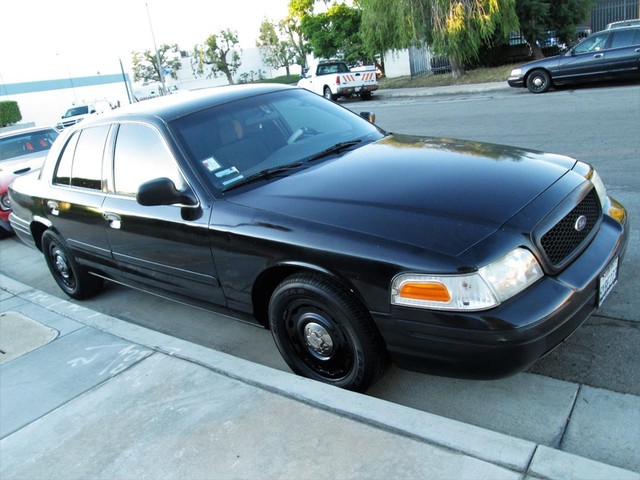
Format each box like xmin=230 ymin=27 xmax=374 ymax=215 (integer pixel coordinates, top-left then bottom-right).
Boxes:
xmin=574 ymin=33 xmax=609 ymax=53
xmin=113 ymin=123 xmax=185 ymax=196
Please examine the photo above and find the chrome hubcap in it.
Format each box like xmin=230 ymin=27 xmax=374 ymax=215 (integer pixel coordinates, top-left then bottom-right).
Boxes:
xmin=304 ymin=321 xmax=334 ymax=359
xmin=54 ymin=252 xmax=70 ymax=279
xmin=533 ymin=77 xmax=544 ymax=87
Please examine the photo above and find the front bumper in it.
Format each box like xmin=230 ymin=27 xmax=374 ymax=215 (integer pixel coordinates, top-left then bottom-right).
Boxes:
xmin=507 ymin=76 xmax=525 ymax=88
xmin=373 ymin=207 xmax=629 ymax=379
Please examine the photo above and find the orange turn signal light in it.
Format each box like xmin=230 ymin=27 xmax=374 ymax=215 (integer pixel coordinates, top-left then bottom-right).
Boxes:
xmin=399 ymin=282 xmax=451 ymax=303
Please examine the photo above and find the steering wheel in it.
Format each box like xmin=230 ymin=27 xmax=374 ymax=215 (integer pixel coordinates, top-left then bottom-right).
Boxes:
xmin=287 ymin=126 xmax=318 ymax=144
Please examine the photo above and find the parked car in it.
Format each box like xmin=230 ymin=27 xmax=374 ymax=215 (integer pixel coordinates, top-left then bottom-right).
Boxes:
xmin=56 ymin=101 xmax=112 ymax=129
xmin=508 ymin=25 xmax=640 ymax=93
xmin=607 ymin=19 xmax=640 ymax=29
xmin=0 ymin=126 xmax=59 ymax=237
xmin=298 ymin=61 xmax=378 ymax=101
xmin=9 ymin=85 xmax=628 ymax=391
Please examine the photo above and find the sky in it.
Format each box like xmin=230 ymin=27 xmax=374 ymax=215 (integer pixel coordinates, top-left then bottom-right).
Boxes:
xmin=0 ymin=0 xmax=292 ymax=83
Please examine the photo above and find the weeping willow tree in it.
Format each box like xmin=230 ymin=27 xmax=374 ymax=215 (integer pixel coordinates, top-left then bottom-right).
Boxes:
xmin=361 ymin=0 xmax=519 ymax=78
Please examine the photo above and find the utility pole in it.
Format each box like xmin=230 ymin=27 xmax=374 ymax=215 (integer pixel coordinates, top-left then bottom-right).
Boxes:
xmin=146 ymin=2 xmax=166 ymax=95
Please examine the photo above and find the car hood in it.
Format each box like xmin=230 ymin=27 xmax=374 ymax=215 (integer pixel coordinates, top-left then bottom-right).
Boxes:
xmin=228 ymin=134 xmax=576 ymax=257
xmin=519 ymin=55 xmax=563 ymax=71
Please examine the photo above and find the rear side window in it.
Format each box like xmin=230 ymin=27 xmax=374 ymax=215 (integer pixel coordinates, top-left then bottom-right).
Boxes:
xmin=53 ymin=126 xmax=109 ymax=190
xmin=610 ymin=29 xmax=637 ymax=48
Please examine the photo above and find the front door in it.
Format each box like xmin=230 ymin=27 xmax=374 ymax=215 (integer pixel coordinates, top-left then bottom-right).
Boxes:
xmin=557 ymin=32 xmax=611 ymax=80
xmin=102 ymin=123 xmax=225 ymax=306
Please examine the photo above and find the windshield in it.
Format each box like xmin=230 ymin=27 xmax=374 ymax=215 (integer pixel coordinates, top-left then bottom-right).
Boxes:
xmin=0 ymin=129 xmax=59 ymax=161
xmin=64 ymin=106 xmax=89 ymax=118
xmin=170 ymin=88 xmax=384 ymax=192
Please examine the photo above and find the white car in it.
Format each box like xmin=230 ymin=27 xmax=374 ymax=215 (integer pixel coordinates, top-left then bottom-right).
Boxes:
xmin=57 ymin=101 xmax=112 ymax=129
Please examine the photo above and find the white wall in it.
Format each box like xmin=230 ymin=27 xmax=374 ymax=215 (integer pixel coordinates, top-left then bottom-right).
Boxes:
xmin=383 ymin=49 xmax=412 ymax=78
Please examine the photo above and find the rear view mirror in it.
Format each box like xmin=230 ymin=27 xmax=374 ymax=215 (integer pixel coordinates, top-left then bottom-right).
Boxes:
xmin=137 ymin=177 xmax=197 ymax=207
xmin=360 ymin=111 xmax=376 ymax=123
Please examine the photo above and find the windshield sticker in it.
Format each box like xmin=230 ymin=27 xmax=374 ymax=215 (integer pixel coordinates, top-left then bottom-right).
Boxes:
xmin=216 ymin=166 xmax=244 ymax=186
xmin=202 ymin=157 xmax=221 ymax=172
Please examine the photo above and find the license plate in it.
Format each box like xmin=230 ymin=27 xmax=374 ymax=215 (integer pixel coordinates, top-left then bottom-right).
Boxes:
xmin=598 ymin=257 xmax=619 ymax=306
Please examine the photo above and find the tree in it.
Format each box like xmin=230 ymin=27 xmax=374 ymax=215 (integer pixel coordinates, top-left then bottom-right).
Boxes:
xmin=301 ymin=3 xmax=369 ymax=63
xmin=131 ymin=44 xmax=182 ymax=83
xmin=360 ymin=0 xmax=519 ymax=78
xmin=0 ymin=101 xmax=21 ymax=127
xmin=515 ymin=0 xmax=592 ymax=59
xmin=257 ymin=19 xmax=297 ymax=76
xmin=193 ymin=29 xmax=242 ymax=85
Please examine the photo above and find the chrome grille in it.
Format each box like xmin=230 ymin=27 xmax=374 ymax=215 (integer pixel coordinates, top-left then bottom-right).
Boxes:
xmin=540 ymin=190 xmax=600 ymax=267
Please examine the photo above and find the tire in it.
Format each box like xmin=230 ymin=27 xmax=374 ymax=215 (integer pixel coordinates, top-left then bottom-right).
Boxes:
xmin=526 ymin=69 xmax=552 ymax=93
xmin=42 ymin=230 xmax=103 ymax=299
xmin=269 ymin=272 xmax=386 ymax=392
xmin=323 ymin=86 xmax=335 ymax=101
xmin=360 ymin=91 xmax=372 ymax=101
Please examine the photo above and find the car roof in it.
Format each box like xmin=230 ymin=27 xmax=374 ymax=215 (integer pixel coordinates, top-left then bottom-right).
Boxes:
xmin=606 ymin=19 xmax=640 ymax=29
xmin=106 ymin=83 xmax=293 ymax=124
xmin=0 ymin=126 xmax=59 ymax=139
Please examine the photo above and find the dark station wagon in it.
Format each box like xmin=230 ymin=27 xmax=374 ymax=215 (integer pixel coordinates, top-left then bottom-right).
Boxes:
xmin=508 ymin=25 xmax=640 ymax=93
xmin=9 ymin=85 xmax=629 ymax=391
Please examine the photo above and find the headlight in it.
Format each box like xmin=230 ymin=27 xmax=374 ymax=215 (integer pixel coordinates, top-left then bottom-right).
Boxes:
xmin=391 ymin=248 xmax=543 ymax=311
xmin=510 ymin=68 xmax=522 ymax=76
xmin=0 ymin=194 xmax=10 ymax=211
xmin=585 ymin=167 xmax=607 ymax=208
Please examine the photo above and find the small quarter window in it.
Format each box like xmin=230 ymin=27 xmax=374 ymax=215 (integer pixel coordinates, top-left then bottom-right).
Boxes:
xmin=53 ymin=132 xmax=80 ymax=186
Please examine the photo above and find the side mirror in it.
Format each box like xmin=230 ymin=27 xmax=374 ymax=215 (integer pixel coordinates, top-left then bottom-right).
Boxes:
xmin=359 ymin=111 xmax=375 ymax=123
xmin=137 ymin=177 xmax=197 ymax=207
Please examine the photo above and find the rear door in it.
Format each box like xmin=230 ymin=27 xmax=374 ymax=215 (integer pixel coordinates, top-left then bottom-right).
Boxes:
xmin=601 ymin=28 xmax=640 ymax=73
xmin=101 ymin=122 xmax=225 ymax=305
xmin=46 ymin=125 xmax=116 ymax=273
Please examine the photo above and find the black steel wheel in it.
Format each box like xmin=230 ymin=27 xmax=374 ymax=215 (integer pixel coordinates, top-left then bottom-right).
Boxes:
xmin=42 ymin=230 xmax=103 ymax=299
xmin=526 ymin=69 xmax=552 ymax=93
xmin=269 ymin=273 xmax=386 ymax=392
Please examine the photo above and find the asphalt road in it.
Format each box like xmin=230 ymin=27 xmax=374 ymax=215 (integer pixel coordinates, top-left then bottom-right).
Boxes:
xmin=1 ymin=81 xmax=639 ymax=450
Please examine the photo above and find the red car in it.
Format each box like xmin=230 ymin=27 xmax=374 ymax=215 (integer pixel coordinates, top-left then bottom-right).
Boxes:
xmin=0 ymin=127 xmax=59 ymax=237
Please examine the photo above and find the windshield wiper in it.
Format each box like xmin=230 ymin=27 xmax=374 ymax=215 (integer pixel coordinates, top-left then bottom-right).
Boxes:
xmin=307 ymin=139 xmax=362 ymax=162
xmin=224 ymin=161 xmax=303 ymax=191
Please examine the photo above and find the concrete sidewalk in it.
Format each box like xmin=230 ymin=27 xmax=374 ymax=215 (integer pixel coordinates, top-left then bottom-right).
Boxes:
xmin=376 ymin=81 xmax=511 ymax=99
xmin=1 ymin=273 xmax=638 ymax=480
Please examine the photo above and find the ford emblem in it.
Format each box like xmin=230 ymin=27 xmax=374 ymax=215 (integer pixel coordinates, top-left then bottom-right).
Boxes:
xmin=575 ymin=215 xmax=588 ymax=232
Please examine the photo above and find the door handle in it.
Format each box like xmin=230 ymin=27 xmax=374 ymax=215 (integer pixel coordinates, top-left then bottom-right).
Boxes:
xmin=635 ymin=48 xmax=640 ymax=53
xmin=103 ymin=212 xmax=122 ymax=229
xmin=593 ymin=53 xmax=604 ymax=59
xmin=47 ymin=201 xmax=59 ymax=216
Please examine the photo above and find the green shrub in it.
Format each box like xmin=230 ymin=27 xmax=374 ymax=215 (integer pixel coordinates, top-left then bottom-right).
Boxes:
xmin=0 ymin=101 xmax=22 ymax=127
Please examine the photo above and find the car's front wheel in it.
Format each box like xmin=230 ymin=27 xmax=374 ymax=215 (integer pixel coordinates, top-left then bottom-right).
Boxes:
xmin=526 ymin=69 xmax=552 ymax=93
xmin=42 ymin=230 xmax=103 ymax=299
xmin=269 ymin=273 xmax=386 ymax=392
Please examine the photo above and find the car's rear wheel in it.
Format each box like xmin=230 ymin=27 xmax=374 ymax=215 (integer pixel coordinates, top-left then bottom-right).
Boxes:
xmin=42 ymin=230 xmax=103 ymax=299
xmin=269 ymin=272 xmax=386 ymax=392
xmin=323 ymin=86 xmax=335 ymax=101
xmin=526 ymin=69 xmax=552 ymax=93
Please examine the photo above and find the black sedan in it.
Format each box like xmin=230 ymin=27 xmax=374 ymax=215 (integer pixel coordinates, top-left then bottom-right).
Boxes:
xmin=508 ymin=25 xmax=640 ymax=93
xmin=8 ymin=85 xmax=628 ymax=391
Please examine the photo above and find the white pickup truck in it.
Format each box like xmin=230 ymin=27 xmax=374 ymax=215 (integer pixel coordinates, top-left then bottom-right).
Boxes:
xmin=297 ymin=61 xmax=378 ymax=101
